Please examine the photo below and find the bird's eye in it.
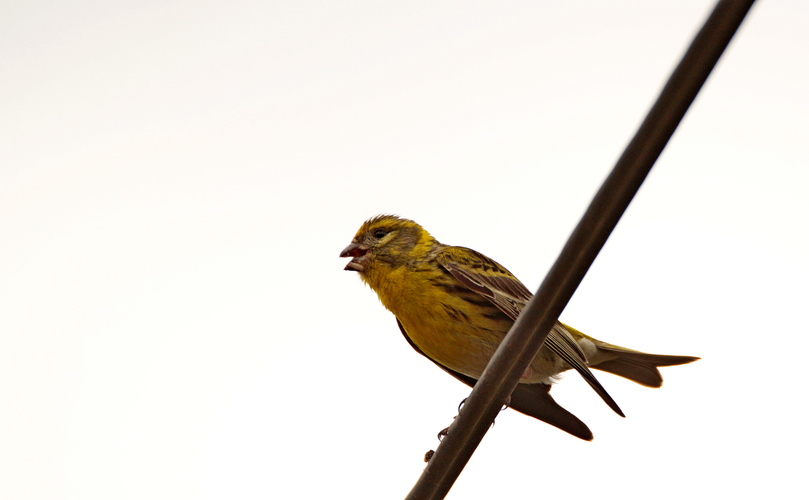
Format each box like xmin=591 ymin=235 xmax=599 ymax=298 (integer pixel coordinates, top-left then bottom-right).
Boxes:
xmin=373 ymin=229 xmax=388 ymax=239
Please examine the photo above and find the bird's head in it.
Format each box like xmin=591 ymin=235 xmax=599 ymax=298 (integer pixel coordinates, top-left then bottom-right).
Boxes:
xmin=340 ymin=215 xmax=434 ymax=272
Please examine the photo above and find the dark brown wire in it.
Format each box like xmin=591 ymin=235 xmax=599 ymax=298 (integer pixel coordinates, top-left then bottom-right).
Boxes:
xmin=405 ymin=1 xmax=756 ymax=498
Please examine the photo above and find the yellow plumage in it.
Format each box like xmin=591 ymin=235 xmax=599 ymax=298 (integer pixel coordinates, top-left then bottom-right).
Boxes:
xmin=341 ymin=215 xmax=698 ymax=440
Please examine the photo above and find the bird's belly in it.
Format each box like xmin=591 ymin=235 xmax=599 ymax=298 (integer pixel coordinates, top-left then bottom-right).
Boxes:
xmin=398 ymin=309 xmax=499 ymax=380
xmin=395 ymin=296 xmax=561 ymax=383
xmin=374 ymin=267 xmax=563 ymax=383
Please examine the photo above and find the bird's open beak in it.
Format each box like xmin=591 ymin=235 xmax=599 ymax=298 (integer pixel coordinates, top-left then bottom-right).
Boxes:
xmin=340 ymin=242 xmax=369 ymax=272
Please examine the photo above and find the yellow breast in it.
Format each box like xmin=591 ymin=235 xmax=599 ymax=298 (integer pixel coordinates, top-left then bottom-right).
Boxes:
xmin=363 ymin=263 xmax=510 ymax=379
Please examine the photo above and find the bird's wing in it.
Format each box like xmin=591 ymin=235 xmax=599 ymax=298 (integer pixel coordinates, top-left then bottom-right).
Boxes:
xmin=436 ymin=246 xmax=624 ymax=417
xmin=396 ymin=320 xmax=593 ymax=440
xmin=434 ymin=246 xmax=532 ymax=320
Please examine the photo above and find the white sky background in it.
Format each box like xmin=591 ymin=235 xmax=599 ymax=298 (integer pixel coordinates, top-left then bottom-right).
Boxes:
xmin=2 ymin=1 xmax=807 ymax=498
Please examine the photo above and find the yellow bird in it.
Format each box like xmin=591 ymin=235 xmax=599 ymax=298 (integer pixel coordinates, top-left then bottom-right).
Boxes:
xmin=340 ymin=215 xmax=698 ymax=440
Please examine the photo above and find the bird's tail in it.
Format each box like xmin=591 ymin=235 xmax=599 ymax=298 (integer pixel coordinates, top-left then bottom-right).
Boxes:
xmin=509 ymin=382 xmax=593 ymax=441
xmin=590 ymin=343 xmax=699 ymax=388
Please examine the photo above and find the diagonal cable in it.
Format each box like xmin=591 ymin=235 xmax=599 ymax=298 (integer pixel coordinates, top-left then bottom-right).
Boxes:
xmin=405 ymin=1 xmax=756 ymax=498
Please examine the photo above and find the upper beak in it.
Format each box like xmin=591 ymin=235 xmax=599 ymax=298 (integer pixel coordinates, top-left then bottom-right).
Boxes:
xmin=340 ymin=242 xmax=367 ymax=258
xmin=340 ymin=242 xmax=369 ymax=271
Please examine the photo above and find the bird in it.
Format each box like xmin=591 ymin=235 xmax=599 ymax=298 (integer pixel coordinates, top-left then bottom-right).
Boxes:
xmin=340 ymin=214 xmax=698 ymax=440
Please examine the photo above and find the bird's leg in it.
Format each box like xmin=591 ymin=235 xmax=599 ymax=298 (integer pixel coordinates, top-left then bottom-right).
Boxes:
xmin=433 ymin=396 xmax=467 ymax=442
xmin=437 ymin=426 xmax=449 ymax=441
xmin=457 ymin=397 xmax=467 ymax=412
xmin=425 ymin=395 xmax=511 ymax=462
xmin=437 ymin=396 xmax=468 ymax=439
xmin=437 ymin=394 xmax=508 ymax=440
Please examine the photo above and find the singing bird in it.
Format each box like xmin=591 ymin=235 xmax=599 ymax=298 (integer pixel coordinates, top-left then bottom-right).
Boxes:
xmin=340 ymin=215 xmax=698 ymax=440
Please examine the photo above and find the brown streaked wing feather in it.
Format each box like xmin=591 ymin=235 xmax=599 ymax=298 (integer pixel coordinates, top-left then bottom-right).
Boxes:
xmin=436 ymin=246 xmax=624 ymax=417
xmin=396 ymin=320 xmax=593 ymax=440
xmin=435 ymin=246 xmax=531 ymax=321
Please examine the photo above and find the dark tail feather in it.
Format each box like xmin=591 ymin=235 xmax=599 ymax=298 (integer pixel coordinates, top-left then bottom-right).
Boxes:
xmin=593 ymin=347 xmax=700 ymax=388
xmin=508 ymin=382 xmax=593 ymax=441
xmin=435 ymin=367 xmax=593 ymax=441
xmin=397 ymin=319 xmax=593 ymax=440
